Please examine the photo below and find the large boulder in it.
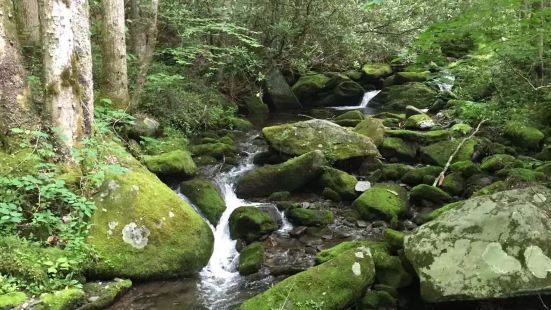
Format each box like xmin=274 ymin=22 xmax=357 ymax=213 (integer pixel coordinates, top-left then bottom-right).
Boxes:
xmin=142 ymin=150 xmax=196 ymax=178
xmin=239 ymin=242 xmax=265 ymax=276
xmin=380 ymin=137 xmax=417 ymax=162
xmin=235 ymin=151 xmax=325 ymax=198
xmin=286 ymin=207 xmax=333 ymax=227
xmin=317 ymin=79 xmax=365 ymax=107
xmin=373 ymin=83 xmax=438 ymax=111
xmin=291 ymin=73 xmax=365 ymax=107
xmin=420 ymin=139 xmax=478 ymax=167
xmin=352 ymin=184 xmax=408 ymax=222
xmin=264 ymin=69 xmax=302 ymax=110
xmin=229 ymin=207 xmax=278 ymax=242
xmin=291 ymin=73 xmax=332 ymax=106
xmin=504 ymin=121 xmax=544 ymax=150
xmin=362 ymin=64 xmax=393 ymax=84
xmin=405 ymin=186 xmax=551 ymax=302
xmin=320 ymin=166 xmax=358 ymax=200
xmin=262 ymin=120 xmax=379 ymax=161
xmin=354 ymin=118 xmax=385 ymax=146
xmin=238 ymin=247 xmax=376 ymax=310
xmin=180 ymin=179 xmax=226 ymax=225
xmin=87 ymin=170 xmax=214 ymax=279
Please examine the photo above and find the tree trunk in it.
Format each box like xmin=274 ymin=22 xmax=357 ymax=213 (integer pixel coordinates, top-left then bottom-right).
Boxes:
xmin=131 ymin=0 xmax=158 ymax=109
xmin=129 ymin=0 xmax=147 ymax=60
xmin=0 ymin=0 xmax=37 ymax=147
xmin=12 ymin=0 xmax=41 ymax=48
xmin=101 ymin=0 xmax=130 ymax=109
xmin=41 ymin=0 xmax=94 ymax=150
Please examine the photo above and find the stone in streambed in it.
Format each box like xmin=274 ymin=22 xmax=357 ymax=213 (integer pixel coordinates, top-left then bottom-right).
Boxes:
xmin=441 ymin=172 xmax=465 ymax=196
xmin=393 ymin=71 xmax=430 ymax=85
xmin=380 ymin=137 xmax=417 ymax=162
xmin=480 ymin=154 xmax=517 ymax=172
xmin=286 ymin=208 xmax=333 ymax=227
xmin=352 ymin=184 xmax=408 ymax=222
xmin=229 ymin=207 xmax=278 ymax=242
xmin=262 ymin=119 xmax=379 ymax=161
xmin=320 ymin=166 xmax=358 ymax=200
xmin=335 ymin=110 xmax=365 ymax=126
xmin=401 ymin=166 xmax=442 ymax=186
xmin=385 ymin=129 xmax=449 ymax=145
xmin=39 ymin=288 xmax=86 ymax=310
xmin=239 ymin=242 xmax=265 ymax=276
xmin=450 ymin=160 xmax=482 ymax=178
xmin=80 ymin=279 xmax=132 ymax=310
xmin=404 ymin=114 xmax=435 ymax=130
xmin=235 ymin=151 xmax=325 ymax=198
xmin=265 ymin=69 xmax=302 ymax=110
xmin=410 ymin=184 xmax=452 ymax=204
xmin=238 ymin=248 xmax=376 ymax=310
xmin=142 ymin=150 xmax=196 ymax=178
xmin=180 ymin=179 xmax=226 ymax=225
xmin=354 ymin=118 xmax=385 ymax=147
xmin=380 ymin=164 xmax=412 ymax=181
xmin=504 ymin=121 xmax=544 ymax=150
xmin=372 ymin=82 xmax=438 ymax=110
xmin=420 ymin=139 xmax=479 ymax=167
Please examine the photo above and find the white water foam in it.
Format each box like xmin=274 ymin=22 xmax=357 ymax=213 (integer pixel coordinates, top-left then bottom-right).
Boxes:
xmin=330 ymin=90 xmax=381 ymax=111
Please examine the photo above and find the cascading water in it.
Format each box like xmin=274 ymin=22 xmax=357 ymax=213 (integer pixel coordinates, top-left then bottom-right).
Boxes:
xmin=330 ymin=90 xmax=381 ymax=111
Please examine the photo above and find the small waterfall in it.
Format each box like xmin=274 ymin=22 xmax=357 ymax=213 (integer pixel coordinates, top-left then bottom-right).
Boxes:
xmin=330 ymin=90 xmax=381 ymax=111
xmin=436 ymin=71 xmax=456 ymax=92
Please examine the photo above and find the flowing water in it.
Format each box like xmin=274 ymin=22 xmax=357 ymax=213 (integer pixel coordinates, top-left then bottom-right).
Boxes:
xmin=329 ymin=90 xmax=381 ymax=112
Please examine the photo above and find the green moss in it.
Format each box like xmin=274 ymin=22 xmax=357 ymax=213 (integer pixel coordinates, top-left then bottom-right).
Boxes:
xmin=291 ymin=74 xmax=332 ymax=105
xmin=315 ymin=241 xmax=386 ymax=264
xmin=39 ymin=288 xmax=85 ymax=310
xmin=497 ymin=168 xmax=545 ymax=183
xmin=322 ymin=187 xmax=342 ymax=202
xmin=286 ymin=208 xmax=333 ymax=227
xmin=0 ymin=149 xmax=40 ymax=176
xmin=394 ymin=71 xmax=430 ymax=84
xmin=0 ymin=292 xmax=27 ymax=308
xmin=441 ymin=172 xmax=465 ymax=196
xmin=385 ymin=129 xmax=450 ymax=144
xmin=239 ymin=248 xmax=376 ymax=310
xmin=480 ymin=154 xmax=516 ymax=172
xmin=229 ymin=207 xmax=278 ymax=242
xmin=384 ymin=229 xmax=405 ymax=251
xmin=450 ymin=160 xmax=482 ymax=178
xmin=354 ymin=118 xmax=385 ymax=146
xmin=380 ymin=164 xmax=413 ymax=181
xmin=268 ymin=191 xmax=291 ymax=201
xmin=352 ymin=184 xmax=408 ymax=222
xmin=87 ymin=170 xmax=213 ymax=279
xmin=359 ymin=289 xmax=397 ymax=309
xmin=418 ymin=201 xmax=465 ymax=224
xmin=320 ymin=166 xmax=358 ymax=200
xmin=235 ymin=151 xmax=325 ymax=198
xmin=80 ymin=279 xmax=132 ymax=310
xmin=362 ymin=64 xmax=393 ymax=80
xmin=401 ymin=166 xmax=442 ymax=186
xmin=535 ymin=162 xmax=551 ymax=177
xmin=246 ymin=96 xmax=269 ymax=125
xmin=335 ymin=110 xmax=365 ymax=121
xmin=450 ymin=123 xmax=473 ymax=137
xmin=192 ymin=143 xmax=237 ymax=159
xmin=229 ymin=117 xmax=254 ymax=131
xmin=404 ymin=114 xmax=434 ymax=130
xmin=239 ymin=242 xmax=265 ymax=276
xmin=180 ymin=179 xmax=226 ymax=225
xmin=142 ymin=150 xmax=196 ymax=177
xmin=381 ymin=137 xmax=417 ymax=162
xmin=420 ymin=139 xmax=479 ymax=167
xmin=374 ymin=82 xmax=438 ymax=110
xmin=504 ymin=121 xmax=544 ymax=150
xmin=472 ymin=181 xmax=507 ymax=197
xmin=410 ymin=184 xmax=452 ymax=204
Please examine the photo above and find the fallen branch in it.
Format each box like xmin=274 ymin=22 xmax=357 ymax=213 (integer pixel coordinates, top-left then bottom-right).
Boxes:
xmin=433 ymin=119 xmax=488 ymax=187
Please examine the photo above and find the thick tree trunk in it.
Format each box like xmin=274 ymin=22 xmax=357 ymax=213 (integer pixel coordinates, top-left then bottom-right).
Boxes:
xmin=12 ymin=0 xmax=41 ymax=47
xmin=41 ymin=0 xmax=94 ymax=150
xmin=0 ymin=1 xmax=36 ymax=147
xmin=101 ymin=0 xmax=130 ymax=109
xmin=129 ymin=0 xmax=147 ymax=60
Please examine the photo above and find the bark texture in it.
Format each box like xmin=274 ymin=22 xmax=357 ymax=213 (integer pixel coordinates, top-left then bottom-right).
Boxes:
xmin=41 ymin=0 xmax=94 ymax=149
xmin=101 ymin=0 xmax=130 ymax=109
xmin=13 ymin=0 xmax=41 ymax=47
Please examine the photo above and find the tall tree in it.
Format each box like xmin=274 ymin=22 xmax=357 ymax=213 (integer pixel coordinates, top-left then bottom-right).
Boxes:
xmin=0 ymin=0 xmax=37 ymax=147
xmin=101 ymin=0 xmax=130 ymax=109
xmin=12 ymin=0 xmax=41 ymax=48
xmin=41 ymin=0 xmax=94 ymax=149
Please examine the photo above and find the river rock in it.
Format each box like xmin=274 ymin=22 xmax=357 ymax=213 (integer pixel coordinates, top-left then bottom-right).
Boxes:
xmin=401 ymin=166 xmax=442 ymax=186
xmin=239 ymin=242 xmax=265 ymax=276
xmin=420 ymin=139 xmax=479 ymax=167
xmin=87 ymin=170 xmax=213 ymax=279
xmin=373 ymin=82 xmax=438 ymax=111
xmin=235 ymin=151 xmax=325 ymax=198
xmin=229 ymin=207 xmax=278 ymax=242
xmin=180 ymin=179 xmax=226 ymax=225
xmin=238 ymin=247 xmax=376 ymax=310
xmin=380 ymin=137 xmax=417 ymax=162
xmin=404 ymin=114 xmax=435 ymax=130
xmin=504 ymin=121 xmax=544 ymax=150
xmin=409 ymin=184 xmax=452 ymax=204
xmin=394 ymin=71 xmax=430 ymax=85
xmin=262 ymin=119 xmax=379 ymax=161
xmin=246 ymin=96 xmax=270 ymax=125
xmin=334 ymin=110 xmax=365 ymax=127
xmin=362 ymin=64 xmax=393 ymax=85
xmin=320 ymin=166 xmax=358 ymax=200
xmin=385 ymin=129 xmax=449 ymax=145
xmin=404 ymin=186 xmax=551 ymax=302
xmin=354 ymin=118 xmax=385 ymax=146
xmin=286 ymin=208 xmax=333 ymax=227
xmin=265 ymin=69 xmax=303 ymax=110
xmin=291 ymin=73 xmax=332 ymax=107
xmin=143 ymin=150 xmax=197 ymax=178
xmin=352 ymin=183 xmax=408 ymax=222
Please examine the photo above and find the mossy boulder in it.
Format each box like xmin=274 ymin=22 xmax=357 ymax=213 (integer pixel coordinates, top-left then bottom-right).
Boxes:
xmin=410 ymin=184 xmax=452 ymax=204
xmin=352 ymin=184 xmax=408 ymax=222
xmin=480 ymin=154 xmax=517 ymax=172
xmin=450 ymin=123 xmax=473 ymax=137
xmin=246 ymin=96 xmax=270 ymax=125
xmin=354 ymin=118 xmax=385 ymax=146
xmin=239 ymin=248 xmax=376 ymax=310
xmin=417 ymin=201 xmax=465 ymax=224
xmin=450 ymin=160 xmax=482 ymax=178
xmin=385 ymin=129 xmax=449 ymax=145
xmin=229 ymin=117 xmax=254 ymax=131
xmin=373 ymin=83 xmax=438 ymax=111
xmin=472 ymin=181 xmax=507 ymax=197
xmin=384 ymin=228 xmax=405 ymax=252
xmin=291 ymin=73 xmax=332 ymax=106
xmin=315 ymin=240 xmax=386 ymax=264
xmin=87 ymin=170 xmax=214 ymax=279
xmin=143 ymin=150 xmax=196 ymax=178
xmin=405 ymin=186 xmax=551 ymax=302
xmin=268 ymin=191 xmax=291 ymax=201
xmin=380 ymin=164 xmax=412 ymax=181
xmin=286 ymin=208 xmax=333 ymax=227
xmin=191 ymin=142 xmax=237 ymax=159
xmin=420 ymin=139 xmax=478 ymax=167
xmin=318 ymin=79 xmax=366 ymax=107
xmin=380 ymin=137 xmax=417 ymax=162
xmin=235 ymin=151 xmax=325 ymax=198
xmin=80 ymin=279 xmax=132 ymax=310
xmin=536 ymin=145 xmax=551 ymax=161
xmin=362 ymin=64 xmax=393 ymax=82
xmin=393 ymin=71 xmax=430 ymax=85
xmin=38 ymin=288 xmax=86 ymax=310
xmin=359 ymin=289 xmax=397 ymax=309
xmin=0 ymin=292 xmax=27 ymax=308
xmin=180 ymin=179 xmax=226 ymax=225
xmin=404 ymin=114 xmax=435 ymax=130
xmin=441 ymin=172 xmax=465 ymax=196
xmin=239 ymin=242 xmax=265 ymax=275
xmin=536 ymin=162 xmax=551 ymax=177
xmin=401 ymin=166 xmax=442 ymax=186
xmin=335 ymin=110 xmax=365 ymax=127
xmin=229 ymin=207 xmax=278 ymax=242
xmin=265 ymin=69 xmax=302 ymax=110
xmin=262 ymin=120 xmax=379 ymax=161
xmin=320 ymin=166 xmax=358 ymax=200
xmin=504 ymin=121 xmax=544 ymax=150
xmin=497 ymin=167 xmax=545 ymax=183
xmin=323 ymin=187 xmax=342 ymax=202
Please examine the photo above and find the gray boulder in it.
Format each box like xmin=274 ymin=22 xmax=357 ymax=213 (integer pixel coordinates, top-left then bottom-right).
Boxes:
xmin=265 ymin=69 xmax=303 ymax=110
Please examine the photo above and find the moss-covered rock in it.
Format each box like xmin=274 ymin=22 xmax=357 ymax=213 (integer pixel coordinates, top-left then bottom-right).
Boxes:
xmin=374 ymin=83 xmax=438 ymax=111
xmin=472 ymin=181 xmax=507 ymax=197
xmin=441 ymin=172 xmax=465 ymax=196
xmin=265 ymin=69 xmax=302 ymax=110
xmin=450 ymin=160 xmax=482 ymax=178
xmin=401 ymin=166 xmax=442 ymax=186
xmin=229 ymin=207 xmax=278 ymax=242
xmin=246 ymin=96 xmax=270 ymax=125
xmin=142 ymin=150 xmax=196 ymax=178
xmin=180 ymin=179 xmax=226 ymax=225
xmin=385 ymin=129 xmax=449 ymax=145
xmin=126 ymin=115 xmax=160 ymax=140
xmin=536 ymin=146 xmax=551 ymax=161
xmin=87 ymin=170 xmax=213 ymax=279
xmin=536 ymin=162 xmax=551 ymax=177
xmin=268 ymin=191 xmax=291 ymax=201
xmin=262 ymin=120 xmax=379 ymax=161
xmin=335 ymin=110 xmax=365 ymax=123
xmin=420 ymin=139 xmax=478 ymax=167
xmin=80 ymin=279 xmax=132 ymax=310
xmin=322 ymin=187 xmax=342 ymax=202
xmin=352 ymin=184 xmax=408 ymax=222
xmin=404 ymin=114 xmax=435 ymax=130
xmin=291 ymin=73 xmax=332 ymax=106
xmin=384 ymin=228 xmax=405 ymax=252
xmin=239 ymin=242 xmax=265 ymax=276
xmin=0 ymin=292 xmax=27 ymax=308
xmin=418 ymin=201 xmax=465 ymax=224
xmin=239 ymin=247 xmax=376 ymax=310
xmin=39 ymin=288 xmax=86 ymax=310
xmin=315 ymin=241 xmax=386 ymax=264
xmin=235 ymin=151 xmax=325 ymax=198
xmin=320 ymin=166 xmax=358 ymax=200
xmin=286 ymin=208 xmax=333 ymax=227
xmin=480 ymin=154 xmax=517 ymax=172
xmin=450 ymin=123 xmax=473 ymax=137
xmin=410 ymin=184 xmax=452 ymax=204
xmin=380 ymin=137 xmax=417 ymax=162
xmin=497 ymin=168 xmax=545 ymax=183
xmin=192 ymin=142 xmax=237 ymax=159
xmin=359 ymin=289 xmax=397 ymax=310
xmin=362 ymin=64 xmax=393 ymax=81
xmin=354 ymin=118 xmax=385 ymax=146
xmin=380 ymin=164 xmax=412 ymax=181
xmin=393 ymin=71 xmax=430 ymax=84
xmin=504 ymin=122 xmax=544 ymax=150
